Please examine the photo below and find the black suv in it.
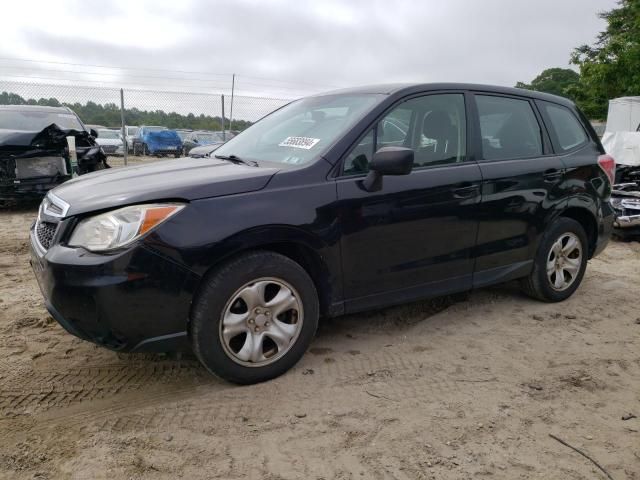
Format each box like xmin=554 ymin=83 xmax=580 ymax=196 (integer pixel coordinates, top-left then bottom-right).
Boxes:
xmin=30 ymin=84 xmax=615 ymax=384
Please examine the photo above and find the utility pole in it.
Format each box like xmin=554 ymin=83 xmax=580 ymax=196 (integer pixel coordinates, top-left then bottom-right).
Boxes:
xmin=229 ymin=73 xmax=235 ymax=135
xmin=120 ymin=88 xmax=127 ymax=166
xmin=221 ymin=94 xmax=226 ymax=142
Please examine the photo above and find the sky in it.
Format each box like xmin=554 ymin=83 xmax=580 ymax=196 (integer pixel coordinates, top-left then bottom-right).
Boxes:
xmin=0 ymin=0 xmax=618 ymax=118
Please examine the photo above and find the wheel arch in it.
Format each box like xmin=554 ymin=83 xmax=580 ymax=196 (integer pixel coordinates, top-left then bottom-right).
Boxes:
xmin=557 ymin=206 xmax=598 ymax=258
xmin=189 ymin=226 xmax=337 ymax=325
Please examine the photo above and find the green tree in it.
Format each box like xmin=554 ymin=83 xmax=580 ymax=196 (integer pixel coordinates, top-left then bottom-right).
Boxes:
xmin=570 ymin=0 xmax=640 ymax=119
xmin=516 ymin=68 xmax=580 ymax=99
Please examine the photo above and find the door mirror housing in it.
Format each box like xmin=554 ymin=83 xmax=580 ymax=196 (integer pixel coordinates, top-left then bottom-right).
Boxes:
xmin=90 ymin=128 xmax=98 ymax=138
xmin=361 ymin=147 xmax=414 ymax=192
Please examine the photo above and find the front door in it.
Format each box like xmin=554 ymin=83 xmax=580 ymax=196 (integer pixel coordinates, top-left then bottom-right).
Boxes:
xmin=335 ymin=93 xmax=483 ymax=313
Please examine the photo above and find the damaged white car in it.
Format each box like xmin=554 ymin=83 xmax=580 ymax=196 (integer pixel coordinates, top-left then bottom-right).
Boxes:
xmin=602 ymin=96 xmax=640 ymax=237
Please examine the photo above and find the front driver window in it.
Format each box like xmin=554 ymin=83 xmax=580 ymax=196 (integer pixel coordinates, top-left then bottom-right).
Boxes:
xmin=342 ymin=93 xmax=467 ymax=175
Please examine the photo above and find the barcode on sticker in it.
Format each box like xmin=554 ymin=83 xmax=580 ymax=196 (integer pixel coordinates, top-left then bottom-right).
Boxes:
xmin=279 ymin=136 xmax=320 ymax=149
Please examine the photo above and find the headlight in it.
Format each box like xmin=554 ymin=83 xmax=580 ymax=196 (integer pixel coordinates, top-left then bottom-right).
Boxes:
xmin=68 ymin=203 xmax=184 ymax=251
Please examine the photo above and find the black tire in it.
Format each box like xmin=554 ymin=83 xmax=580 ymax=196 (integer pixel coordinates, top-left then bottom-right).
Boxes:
xmin=191 ymin=251 xmax=319 ymax=384
xmin=133 ymin=143 xmax=141 ymax=156
xmin=521 ymin=218 xmax=588 ymax=302
xmin=143 ymin=144 xmax=149 ymax=156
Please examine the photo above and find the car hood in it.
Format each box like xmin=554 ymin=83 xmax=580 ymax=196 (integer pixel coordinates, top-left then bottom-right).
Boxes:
xmin=52 ymin=156 xmax=280 ymax=216
xmin=188 ymin=143 xmax=223 ymax=157
xmin=0 ymin=124 xmax=91 ymax=150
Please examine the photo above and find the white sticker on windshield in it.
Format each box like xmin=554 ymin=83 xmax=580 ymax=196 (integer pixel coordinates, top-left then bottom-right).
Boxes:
xmin=279 ymin=136 xmax=320 ymax=150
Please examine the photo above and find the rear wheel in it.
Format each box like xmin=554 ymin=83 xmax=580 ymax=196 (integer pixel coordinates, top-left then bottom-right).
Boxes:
xmin=191 ymin=251 xmax=319 ymax=384
xmin=521 ymin=218 xmax=588 ymax=302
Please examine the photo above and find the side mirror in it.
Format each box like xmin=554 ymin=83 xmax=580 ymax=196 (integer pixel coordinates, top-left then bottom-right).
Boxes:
xmin=90 ymin=128 xmax=98 ymax=138
xmin=362 ymin=147 xmax=414 ymax=192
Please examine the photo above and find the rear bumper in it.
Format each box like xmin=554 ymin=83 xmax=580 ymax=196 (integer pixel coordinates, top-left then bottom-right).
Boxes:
xmin=29 ymin=227 xmax=199 ymax=352
xmin=593 ymin=202 xmax=615 ymax=257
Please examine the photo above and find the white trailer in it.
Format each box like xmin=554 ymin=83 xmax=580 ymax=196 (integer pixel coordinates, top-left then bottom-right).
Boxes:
xmin=605 ymin=96 xmax=640 ymax=133
xmin=602 ymin=97 xmax=640 ymax=167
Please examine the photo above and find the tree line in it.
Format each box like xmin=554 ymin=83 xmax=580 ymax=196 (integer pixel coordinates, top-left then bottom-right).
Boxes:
xmin=516 ymin=0 xmax=639 ymax=120
xmin=0 ymin=91 xmax=253 ymax=131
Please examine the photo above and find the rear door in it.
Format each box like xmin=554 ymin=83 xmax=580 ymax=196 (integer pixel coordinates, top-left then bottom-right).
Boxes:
xmin=336 ymin=92 xmax=483 ymax=312
xmin=470 ymin=93 xmax=564 ymax=287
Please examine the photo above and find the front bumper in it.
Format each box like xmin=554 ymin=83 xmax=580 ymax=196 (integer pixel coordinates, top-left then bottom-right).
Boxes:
xmin=613 ymin=211 xmax=640 ymax=238
xmin=1 ymin=175 xmax=70 ymax=200
xmin=614 ymin=213 xmax=640 ymax=228
xmin=148 ymin=146 xmax=182 ymax=155
xmin=29 ymin=226 xmax=200 ymax=352
xmin=100 ymin=144 xmax=124 ymax=156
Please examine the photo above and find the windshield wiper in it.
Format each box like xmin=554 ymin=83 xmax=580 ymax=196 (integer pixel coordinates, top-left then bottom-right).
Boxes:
xmin=214 ymin=154 xmax=259 ymax=167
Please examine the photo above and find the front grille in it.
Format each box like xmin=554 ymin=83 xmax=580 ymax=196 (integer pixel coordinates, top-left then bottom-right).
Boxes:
xmin=0 ymin=158 xmax=17 ymax=180
xmin=36 ymin=221 xmax=57 ymax=250
xmin=15 ymin=157 xmax=67 ymax=179
xmin=101 ymin=145 xmax=118 ymax=154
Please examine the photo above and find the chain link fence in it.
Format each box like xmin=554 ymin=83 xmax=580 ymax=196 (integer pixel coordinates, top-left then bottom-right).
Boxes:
xmin=0 ymin=80 xmax=293 ymax=166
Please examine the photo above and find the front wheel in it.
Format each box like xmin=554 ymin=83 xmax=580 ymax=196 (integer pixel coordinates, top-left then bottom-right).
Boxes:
xmin=521 ymin=218 xmax=588 ymax=302
xmin=191 ymin=251 xmax=319 ymax=384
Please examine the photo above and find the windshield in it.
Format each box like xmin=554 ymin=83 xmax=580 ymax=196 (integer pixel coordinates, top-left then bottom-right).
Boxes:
xmin=176 ymin=130 xmax=190 ymax=139
xmin=144 ymin=126 xmax=166 ymax=132
xmin=126 ymin=126 xmax=138 ymax=135
xmin=98 ymin=129 xmax=120 ymax=139
xmin=0 ymin=110 xmax=84 ymax=131
xmin=214 ymin=94 xmax=383 ymax=165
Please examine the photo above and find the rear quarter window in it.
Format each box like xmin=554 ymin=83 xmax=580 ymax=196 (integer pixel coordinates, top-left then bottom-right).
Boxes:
xmin=539 ymin=101 xmax=588 ymax=152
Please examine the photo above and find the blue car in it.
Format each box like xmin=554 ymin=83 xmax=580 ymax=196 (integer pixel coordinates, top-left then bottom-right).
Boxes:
xmin=132 ymin=126 xmax=183 ymax=157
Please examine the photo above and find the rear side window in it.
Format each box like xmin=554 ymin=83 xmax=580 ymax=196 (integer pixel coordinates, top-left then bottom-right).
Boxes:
xmin=540 ymin=102 xmax=588 ymax=152
xmin=476 ymin=95 xmax=542 ymax=160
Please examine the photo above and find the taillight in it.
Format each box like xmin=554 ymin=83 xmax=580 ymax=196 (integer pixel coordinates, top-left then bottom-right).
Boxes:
xmin=597 ymin=154 xmax=616 ymax=185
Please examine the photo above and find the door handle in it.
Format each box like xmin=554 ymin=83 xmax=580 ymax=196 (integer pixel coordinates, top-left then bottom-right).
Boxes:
xmin=452 ymin=183 xmax=480 ymax=199
xmin=543 ymin=168 xmax=562 ymax=182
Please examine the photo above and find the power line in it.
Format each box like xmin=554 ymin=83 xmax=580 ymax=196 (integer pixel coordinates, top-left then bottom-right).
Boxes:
xmin=0 ymin=56 xmax=341 ymax=90
xmin=0 ymin=65 xmax=233 ymax=86
xmin=0 ymin=74 xmax=229 ymax=92
xmin=0 ymin=76 xmax=294 ymax=100
xmin=0 ymin=66 xmax=320 ymax=95
xmin=0 ymin=57 xmax=231 ymax=78
xmin=0 ymin=74 xmax=304 ymax=98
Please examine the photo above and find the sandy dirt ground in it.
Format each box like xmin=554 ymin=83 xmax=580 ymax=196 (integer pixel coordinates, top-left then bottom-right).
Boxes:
xmin=0 ymin=177 xmax=639 ymax=478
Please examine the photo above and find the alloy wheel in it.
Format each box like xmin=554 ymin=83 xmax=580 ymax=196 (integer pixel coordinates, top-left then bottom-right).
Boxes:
xmin=546 ymin=232 xmax=583 ymax=291
xmin=219 ymin=277 xmax=303 ymax=367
